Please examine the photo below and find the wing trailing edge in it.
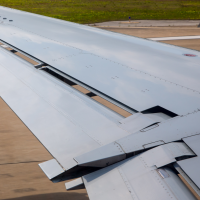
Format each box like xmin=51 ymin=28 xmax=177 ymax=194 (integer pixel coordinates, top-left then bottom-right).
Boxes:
xmin=82 ymin=142 xmax=196 ymax=200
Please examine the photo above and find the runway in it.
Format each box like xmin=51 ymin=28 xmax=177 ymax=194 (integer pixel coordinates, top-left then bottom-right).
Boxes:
xmin=0 ymin=98 xmax=89 ymax=200
xmin=100 ymin=26 xmax=200 ymax=51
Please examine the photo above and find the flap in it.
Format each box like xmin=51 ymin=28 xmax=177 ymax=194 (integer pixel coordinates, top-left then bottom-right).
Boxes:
xmin=39 ymin=159 xmax=64 ymax=180
xmin=83 ymin=144 xmax=196 ymax=200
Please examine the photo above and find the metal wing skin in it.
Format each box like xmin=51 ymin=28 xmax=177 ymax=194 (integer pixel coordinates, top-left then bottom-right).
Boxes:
xmin=82 ymin=143 xmax=196 ymax=200
xmin=0 ymin=46 xmax=132 ymax=180
xmin=0 ymin=6 xmax=200 ymax=200
xmin=0 ymin=6 xmax=200 ymax=115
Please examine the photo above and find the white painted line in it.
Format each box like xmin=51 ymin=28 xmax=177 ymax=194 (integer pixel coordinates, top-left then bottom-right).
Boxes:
xmin=148 ymin=35 xmax=200 ymax=41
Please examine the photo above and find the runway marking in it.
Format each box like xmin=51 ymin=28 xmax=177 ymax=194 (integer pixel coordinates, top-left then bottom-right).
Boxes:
xmin=120 ymin=21 xmax=140 ymax=24
xmin=148 ymin=35 xmax=200 ymax=41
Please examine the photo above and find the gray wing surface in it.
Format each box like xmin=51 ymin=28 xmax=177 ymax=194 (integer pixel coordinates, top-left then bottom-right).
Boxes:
xmin=0 ymin=42 xmax=161 ymax=180
xmin=0 ymin=46 xmax=131 ymax=177
xmin=0 ymin=6 xmax=200 ymax=115
xmin=178 ymin=134 xmax=200 ymax=189
xmin=82 ymin=143 xmax=196 ymax=200
xmin=0 ymin=5 xmax=200 ymax=200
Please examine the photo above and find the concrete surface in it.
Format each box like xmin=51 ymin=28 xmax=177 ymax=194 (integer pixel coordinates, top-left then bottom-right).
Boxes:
xmin=88 ymin=20 xmax=200 ymax=27
xmin=0 ymin=98 xmax=89 ymax=200
xmin=161 ymin=39 xmax=200 ymax=51
xmin=100 ymin=27 xmax=200 ymax=38
xmin=100 ymin=27 xmax=200 ymax=51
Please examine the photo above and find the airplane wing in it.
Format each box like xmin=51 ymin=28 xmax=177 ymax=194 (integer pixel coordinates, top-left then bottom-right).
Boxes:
xmin=0 ymin=6 xmax=200 ymax=199
xmin=81 ymin=143 xmax=196 ymax=200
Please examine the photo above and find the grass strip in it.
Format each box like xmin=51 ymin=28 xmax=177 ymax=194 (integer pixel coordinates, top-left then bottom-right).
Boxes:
xmin=0 ymin=0 xmax=199 ymax=24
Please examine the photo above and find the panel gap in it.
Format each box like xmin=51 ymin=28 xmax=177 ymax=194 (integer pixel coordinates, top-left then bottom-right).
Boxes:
xmin=42 ymin=68 xmax=76 ymax=86
xmin=72 ymin=85 xmax=90 ymax=94
xmin=10 ymin=49 xmax=17 ymax=53
xmin=92 ymin=96 xmax=132 ymax=118
xmin=41 ymin=67 xmax=132 ymax=118
xmin=0 ymin=41 xmax=39 ymax=66
xmin=14 ymin=52 xmax=39 ymax=65
xmin=86 ymin=92 xmax=97 ymax=97
xmin=141 ymin=105 xmax=178 ymax=118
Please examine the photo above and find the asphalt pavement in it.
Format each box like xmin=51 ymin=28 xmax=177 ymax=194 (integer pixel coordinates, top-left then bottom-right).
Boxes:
xmin=87 ymin=20 xmax=200 ymax=27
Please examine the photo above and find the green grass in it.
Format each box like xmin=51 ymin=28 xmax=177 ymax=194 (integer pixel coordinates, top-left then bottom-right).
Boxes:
xmin=0 ymin=0 xmax=200 ymax=24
